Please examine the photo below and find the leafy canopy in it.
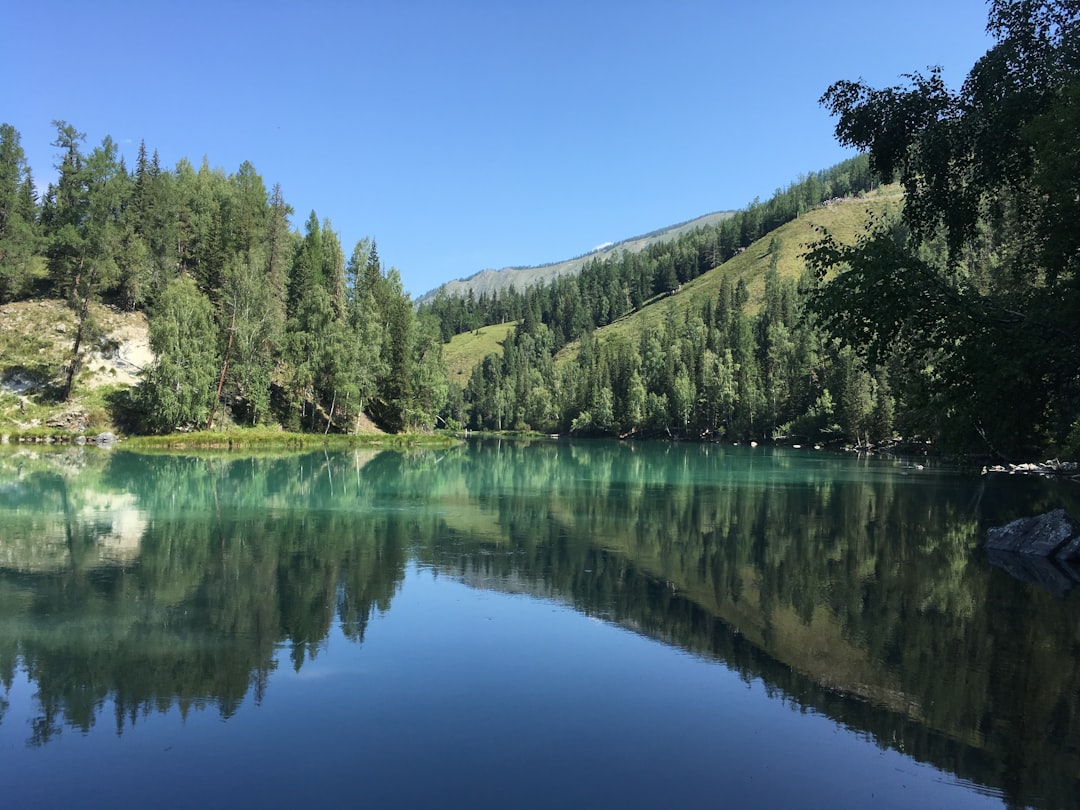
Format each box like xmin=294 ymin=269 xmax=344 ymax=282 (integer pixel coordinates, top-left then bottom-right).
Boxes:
xmin=810 ymin=0 xmax=1080 ymax=456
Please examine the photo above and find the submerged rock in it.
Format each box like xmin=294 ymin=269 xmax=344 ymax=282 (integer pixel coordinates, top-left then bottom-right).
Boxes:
xmin=986 ymin=550 xmax=1080 ymax=598
xmin=986 ymin=510 xmax=1080 ymax=595
xmin=984 ymin=509 xmax=1080 ymax=561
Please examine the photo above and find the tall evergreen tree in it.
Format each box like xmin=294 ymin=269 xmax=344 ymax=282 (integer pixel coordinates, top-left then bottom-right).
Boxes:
xmin=320 ymin=219 xmax=346 ymax=317
xmin=345 ymin=239 xmax=384 ymax=429
xmin=0 ymin=123 xmax=39 ymax=301
xmin=42 ymin=126 xmax=129 ymax=399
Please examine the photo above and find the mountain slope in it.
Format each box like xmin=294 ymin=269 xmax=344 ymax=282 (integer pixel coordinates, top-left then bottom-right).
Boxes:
xmin=418 ymin=210 xmax=735 ymax=303
xmin=555 ymin=188 xmax=902 ymax=365
xmin=442 ymin=321 xmax=517 ymax=385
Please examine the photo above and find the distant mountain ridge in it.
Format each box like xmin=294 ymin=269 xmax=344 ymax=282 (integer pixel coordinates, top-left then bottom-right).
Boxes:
xmin=441 ymin=188 xmax=899 ymax=383
xmin=417 ymin=210 xmax=735 ymax=303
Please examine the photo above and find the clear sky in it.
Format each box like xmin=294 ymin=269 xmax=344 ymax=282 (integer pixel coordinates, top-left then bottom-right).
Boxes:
xmin=4 ymin=0 xmax=995 ymax=297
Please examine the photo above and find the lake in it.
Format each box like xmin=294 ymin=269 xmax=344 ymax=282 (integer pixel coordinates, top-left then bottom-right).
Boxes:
xmin=1 ymin=440 xmax=1078 ymax=808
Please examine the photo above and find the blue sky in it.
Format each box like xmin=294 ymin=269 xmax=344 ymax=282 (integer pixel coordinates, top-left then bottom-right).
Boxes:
xmin=4 ymin=0 xmax=995 ymax=297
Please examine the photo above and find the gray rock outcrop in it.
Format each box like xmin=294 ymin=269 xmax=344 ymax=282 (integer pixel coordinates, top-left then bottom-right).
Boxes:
xmin=985 ymin=510 xmax=1080 ymax=596
xmin=985 ymin=509 xmax=1080 ymax=561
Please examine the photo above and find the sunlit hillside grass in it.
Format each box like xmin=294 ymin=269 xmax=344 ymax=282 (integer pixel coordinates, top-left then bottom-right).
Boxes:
xmin=442 ymin=321 xmax=517 ymax=384
xmin=0 ymin=299 xmax=152 ymax=436
xmin=556 ymin=186 xmax=902 ymax=365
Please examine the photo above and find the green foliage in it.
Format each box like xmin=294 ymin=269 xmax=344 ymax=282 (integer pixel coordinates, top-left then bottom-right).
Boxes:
xmin=218 ymin=252 xmax=283 ymax=425
xmin=813 ymin=0 xmax=1080 ymax=456
xmin=38 ymin=125 xmax=133 ymax=401
xmin=449 ymin=191 xmax=901 ymax=444
xmin=0 ymin=123 xmax=40 ymax=301
xmin=0 ymin=119 xmax=453 ymax=436
xmin=138 ymin=276 xmax=219 ymax=432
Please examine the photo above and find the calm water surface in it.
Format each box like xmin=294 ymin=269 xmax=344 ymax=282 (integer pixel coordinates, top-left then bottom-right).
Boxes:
xmin=1 ymin=440 xmax=1078 ymax=808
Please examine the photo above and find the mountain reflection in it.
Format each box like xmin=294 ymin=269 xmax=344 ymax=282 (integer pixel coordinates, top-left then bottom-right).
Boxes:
xmin=1 ymin=441 xmax=1078 ymax=808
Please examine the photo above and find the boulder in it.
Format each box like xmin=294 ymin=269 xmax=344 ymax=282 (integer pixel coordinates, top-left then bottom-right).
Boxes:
xmin=986 ymin=549 xmax=1080 ymax=598
xmin=93 ymin=432 xmax=118 ymax=447
xmin=984 ymin=509 xmax=1080 ymax=561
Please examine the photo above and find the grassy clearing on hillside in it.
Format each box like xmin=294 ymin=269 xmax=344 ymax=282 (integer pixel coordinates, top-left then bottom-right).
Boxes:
xmin=442 ymin=321 xmax=516 ymax=382
xmin=0 ymin=300 xmax=77 ymax=385
xmin=557 ymin=189 xmax=902 ymax=365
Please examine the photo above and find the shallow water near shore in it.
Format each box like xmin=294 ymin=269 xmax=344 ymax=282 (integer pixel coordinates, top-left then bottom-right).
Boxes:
xmin=1 ymin=440 xmax=1078 ymax=808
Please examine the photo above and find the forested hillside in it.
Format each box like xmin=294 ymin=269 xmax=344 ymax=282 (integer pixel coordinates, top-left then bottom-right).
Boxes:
xmin=0 ymin=124 xmax=447 ymax=434
xmin=432 ymin=158 xmax=893 ymax=444
xmin=428 ymin=0 xmax=1080 ymax=459
xmin=420 ymin=155 xmax=874 ymax=342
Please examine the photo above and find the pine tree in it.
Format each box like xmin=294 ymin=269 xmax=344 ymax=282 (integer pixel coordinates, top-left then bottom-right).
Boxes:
xmin=41 ymin=127 xmax=129 ymax=399
xmin=345 ymin=238 xmax=383 ymax=427
xmin=288 ymin=210 xmax=322 ymax=316
xmin=0 ymin=123 xmax=39 ymax=301
xmin=320 ymin=219 xmax=346 ymax=318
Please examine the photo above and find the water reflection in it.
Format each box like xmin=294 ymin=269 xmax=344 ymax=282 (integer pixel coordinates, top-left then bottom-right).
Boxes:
xmin=1 ymin=441 xmax=1078 ymax=808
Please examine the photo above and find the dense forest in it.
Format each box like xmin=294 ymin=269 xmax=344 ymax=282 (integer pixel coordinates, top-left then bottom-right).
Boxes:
xmin=1 ymin=0 xmax=1076 ymax=457
xmin=0 ymin=125 xmax=448 ymax=433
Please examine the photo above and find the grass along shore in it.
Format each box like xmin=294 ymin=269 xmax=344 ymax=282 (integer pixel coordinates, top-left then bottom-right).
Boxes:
xmin=2 ymin=426 xmax=460 ymax=451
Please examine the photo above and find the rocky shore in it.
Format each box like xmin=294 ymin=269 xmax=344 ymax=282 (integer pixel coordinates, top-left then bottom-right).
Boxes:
xmin=982 ymin=460 xmax=1080 ymax=479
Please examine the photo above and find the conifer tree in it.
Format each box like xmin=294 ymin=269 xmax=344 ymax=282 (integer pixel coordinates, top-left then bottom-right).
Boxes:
xmin=42 ymin=127 xmax=128 ymax=399
xmin=0 ymin=123 xmax=39 ymax=301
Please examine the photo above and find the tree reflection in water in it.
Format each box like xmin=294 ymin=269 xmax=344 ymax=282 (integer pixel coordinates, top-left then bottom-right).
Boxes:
xmin=0 ymin=441 xmax=1078 ymax=808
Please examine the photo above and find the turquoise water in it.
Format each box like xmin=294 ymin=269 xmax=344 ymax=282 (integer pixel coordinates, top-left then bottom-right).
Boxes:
xmin=1 ymin=440 xmax=1078 ymax=808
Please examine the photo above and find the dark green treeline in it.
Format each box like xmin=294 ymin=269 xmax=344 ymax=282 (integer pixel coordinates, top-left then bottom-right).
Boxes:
xmin=0 ymin=123 xmax=447 ymax=432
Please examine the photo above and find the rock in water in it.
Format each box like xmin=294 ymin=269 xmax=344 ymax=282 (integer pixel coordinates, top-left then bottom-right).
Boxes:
xmin=985 ymin=509 xmax=1080 ymax=561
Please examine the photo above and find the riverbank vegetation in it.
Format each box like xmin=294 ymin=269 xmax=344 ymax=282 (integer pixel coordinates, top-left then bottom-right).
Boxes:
xmin=122 ymin=428 xmax=458 ymax=451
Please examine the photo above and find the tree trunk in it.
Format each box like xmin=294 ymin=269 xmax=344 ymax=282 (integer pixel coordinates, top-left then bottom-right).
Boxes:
xmin=63 ymin=260 xmax=92 ymax=402
xmin=325 ymin=390 xmax=337 ymax=435
xmin=206 ymin=305 xmax=236 ymax=430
